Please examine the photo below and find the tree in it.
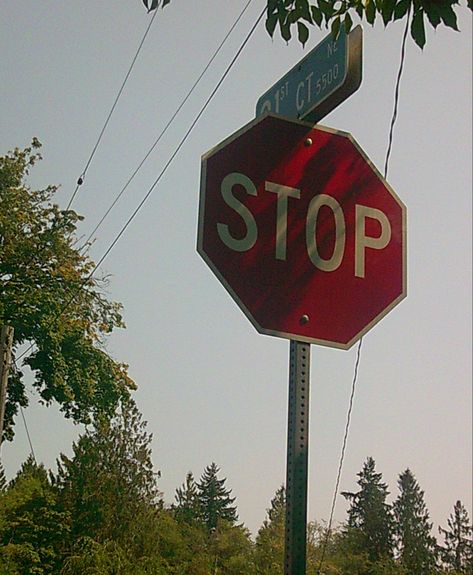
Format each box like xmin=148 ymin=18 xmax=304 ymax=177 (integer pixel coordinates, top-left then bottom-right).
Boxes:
xmin=342 ymin=456 xmax=394 ymax=562
xmin=174 ymin=471 xmax=202 ymax=524
xmin=254 ymin=486 xmax=285 ymax=574
xmin=393 ymin=468 xmax=438 ymax=574
xmin=0 ymin=141 xmax=134 ymax=442
xmin=197 ymin=462 xmax=238 ymax=532
xmin=0 ymin=456 xmax=69 ymax=575
xmin=438 ymin=500 xmax=473 ymax=573
xmin=55 ymin=397 xmax=160 ymax=546
xmin=264 ymin=0 xmax=471 ymax=49
xmin=144 ymin=0 xmax=471 ymax=50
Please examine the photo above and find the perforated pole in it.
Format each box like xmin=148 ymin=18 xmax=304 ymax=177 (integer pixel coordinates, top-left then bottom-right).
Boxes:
xmin=284 ymin=340 xmax=310 ymax=575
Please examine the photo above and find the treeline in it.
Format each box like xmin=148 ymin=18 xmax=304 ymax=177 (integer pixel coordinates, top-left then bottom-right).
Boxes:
xmin=0 ymin=398 xmax=471 ymax=575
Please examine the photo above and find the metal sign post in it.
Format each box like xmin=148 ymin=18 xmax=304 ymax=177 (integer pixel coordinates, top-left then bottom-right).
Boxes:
xmin=285 ymin=340 xmax=310 ymax=575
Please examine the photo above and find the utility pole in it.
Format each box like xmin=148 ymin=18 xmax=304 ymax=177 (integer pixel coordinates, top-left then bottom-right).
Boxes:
xmin=0 ymin=324 xmax=14 ymax=451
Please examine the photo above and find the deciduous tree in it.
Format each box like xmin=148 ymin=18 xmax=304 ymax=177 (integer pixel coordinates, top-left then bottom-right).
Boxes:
xmin=0 ymin=141 xmax=134 ymax=441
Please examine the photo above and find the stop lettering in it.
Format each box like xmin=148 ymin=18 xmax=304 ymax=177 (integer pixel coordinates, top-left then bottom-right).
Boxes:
xmin=198 ymin=114 xmax=406 ymax=349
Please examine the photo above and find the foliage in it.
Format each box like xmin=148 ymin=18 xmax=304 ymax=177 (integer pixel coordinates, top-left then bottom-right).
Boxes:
xmin=197 ymin=462 xmax=238 ymax=532
xmin=1 ymin=418 xmax=471 ymax=574
xmin=54 ymin=397 xmax=160 ymax=545
xmin=254 ymin=486 xmax=285 ymax=574
xmin=264 ymin=0 xmax=471 ymax=49
xmin=393 ymin=468 xmax=438 ymax=574
xmin=438 ymin=500 xmax=473 ymax=573
xmin=0 ymin=142 xmax=134 ymax=442
xmin=0 ymin=458 xmax=69 ymax=575
xmin=174 ymin=471 xmax=202 ymax=524
xmin=342 ymin=456 xmax=395 ymax=562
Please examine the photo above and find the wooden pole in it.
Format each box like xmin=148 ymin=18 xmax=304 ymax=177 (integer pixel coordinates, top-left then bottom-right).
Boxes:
xmin=0 ymin=325 xmax=14 ymax=451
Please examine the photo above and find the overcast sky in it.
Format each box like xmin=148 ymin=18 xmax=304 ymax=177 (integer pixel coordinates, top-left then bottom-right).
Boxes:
xmin=1 ymin=1 xmax=471 ymax=536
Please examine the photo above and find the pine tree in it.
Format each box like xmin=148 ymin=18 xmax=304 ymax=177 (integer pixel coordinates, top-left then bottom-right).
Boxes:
xmin=439 ymin=500 xmax=473 ymax=573
xmin=342 ymin=457 xmax=394 ymax=562
xmin=174 ymin=471 xmax=201 ymax=524
xmin=197 ymin=462 xmax=237 ymax=531
xmin=55 ymin=397 xmax=160 ymax=544
xmin=393 ymin=468 xmax=438 ymax=574
xmin=254 ymin=486 xmax=285 ymax=574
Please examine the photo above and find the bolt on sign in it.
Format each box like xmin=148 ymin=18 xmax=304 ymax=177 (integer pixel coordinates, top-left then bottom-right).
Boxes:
xmin=197 ymin=114 xmax=406 ymax=349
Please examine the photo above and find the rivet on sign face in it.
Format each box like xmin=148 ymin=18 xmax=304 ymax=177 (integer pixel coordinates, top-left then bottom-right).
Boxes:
xmin=300 ymin=314 xmax=310 ymax=325
xmin=304 ymin=138 xmax=313 ymax=147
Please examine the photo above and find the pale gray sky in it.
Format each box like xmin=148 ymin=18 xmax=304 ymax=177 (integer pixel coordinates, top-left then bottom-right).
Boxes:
xmin=1 ymin=1 xmax=471 ymax=536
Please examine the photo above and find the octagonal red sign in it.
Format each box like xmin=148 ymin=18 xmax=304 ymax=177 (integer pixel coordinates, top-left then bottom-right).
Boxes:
xmin=197 ymin=114 xmax=406 ymax=349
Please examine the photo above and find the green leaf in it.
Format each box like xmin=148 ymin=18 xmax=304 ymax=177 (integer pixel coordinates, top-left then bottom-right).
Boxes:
xmin=281 ymin=21 xmax=292 ymax=41
xmin=266 ymin=13 xmax=279 ymax=36
xmin=142 ymin=0 xmax=159 ymax=12
xmin=394 ymin=0 xmax=411 ymax=21
xmin=311 ymin=5 xmax=323 ymax=26
xmin=331 ymin=15 xmax=341 ymax=38
xmin=381 ymin=0 xmax=397 ymax=25
xmin=355 ymin=1 xmax=364 ymax=18
xmin=365 ymin=0 xmax=377 ymax=24
xmin=438 ymin=4 xmax=459 ymax=31
xmin=296 ymin=0 xmax=312 ymax=22
xmin=297 ymin=21 xmax=309 ymax=45
xmin=424 ymin=3 xmax=441 ymax=28
xmin=162 ymin=0 xmax=171 ymax=7
xmin=411 ymin=9 xmax=426 ymax=48
xmin=344 ymin=11 xmax=353 ymax=33
xmin=319 ymin=0 xmax=335 ymax=20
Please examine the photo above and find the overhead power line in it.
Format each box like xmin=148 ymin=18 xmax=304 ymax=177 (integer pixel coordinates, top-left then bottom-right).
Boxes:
xmin=81 ymin=0 xmax=256 ymax=252
xmin=316 ymin=10 xmax=411 ymax=574
xmin=66 ymin=7 xmax=160 ymax=210
xmin=16 ymin=5 xmax=265 ymax=365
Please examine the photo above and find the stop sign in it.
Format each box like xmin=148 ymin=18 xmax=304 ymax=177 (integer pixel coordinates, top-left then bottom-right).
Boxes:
xmin=197 ymin=114 xmax=406 ymax=349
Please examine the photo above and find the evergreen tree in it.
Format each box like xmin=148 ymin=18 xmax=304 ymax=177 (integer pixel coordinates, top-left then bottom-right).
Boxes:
xmin=393 ymin=468 xmax=438 ymax=574
xmin=342 ymin=457 xmax=394 ymax=562
xmin=55 ymin=397 xmax=160 ymax=545
xmin=174 ymin=471 xmax=201 ymax=524
xmin=197 ymin=462 xmax=237 ymax=532
xmin=254 ymin=486 xmax=285 ymax=574
xmin=439 ymin=500 xmax=473 ymax=573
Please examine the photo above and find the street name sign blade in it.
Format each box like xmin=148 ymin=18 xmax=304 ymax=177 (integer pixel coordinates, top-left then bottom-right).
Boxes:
xmin=198 ymin=114 xmax=406 ymax=349
xmin=256 ymin=26 xmax=362 ymax=123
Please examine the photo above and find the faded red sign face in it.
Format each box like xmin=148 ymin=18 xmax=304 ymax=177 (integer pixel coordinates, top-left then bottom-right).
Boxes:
xmin=198 ymin=114 xmax=406 ymax=349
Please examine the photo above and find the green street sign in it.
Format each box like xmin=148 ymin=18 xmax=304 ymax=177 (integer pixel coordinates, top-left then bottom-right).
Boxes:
xmin=256 ymin=26 xmax=362 ymax=123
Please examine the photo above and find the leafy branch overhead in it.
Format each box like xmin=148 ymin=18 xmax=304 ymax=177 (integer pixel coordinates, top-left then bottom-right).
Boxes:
xmin=265 ymin=0 xmax=470 ymax=48
xmin=0 ymin=142 xmax=135 ymax=441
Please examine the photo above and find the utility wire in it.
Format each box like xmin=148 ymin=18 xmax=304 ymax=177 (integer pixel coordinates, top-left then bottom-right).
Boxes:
xmin=81 ymin=0 xmax=255 ymax=252
xmin=16 ymin=6 xmax=266 ymax=365
xmin=316 ymin=11 xmax=411 ymax=573
xmin=19 ymin=405 xmax=37 ymax=464
xmin=316 ymin=338 xmax=362 ymax=571
xmin=66 ymin=6 xmax=160 ymax=210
